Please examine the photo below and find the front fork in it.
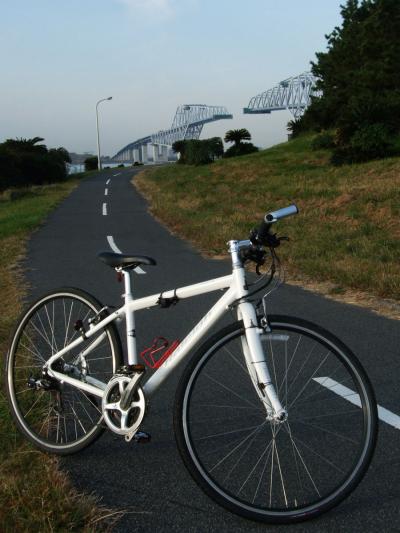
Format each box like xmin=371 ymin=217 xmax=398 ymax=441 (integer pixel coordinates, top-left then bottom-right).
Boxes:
xmin=238 ymin=302 xmax=287 ymax=422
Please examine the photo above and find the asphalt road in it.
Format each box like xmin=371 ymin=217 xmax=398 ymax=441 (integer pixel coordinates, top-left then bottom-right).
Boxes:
xmin=24 ymin=168 xmax=400 ymax=532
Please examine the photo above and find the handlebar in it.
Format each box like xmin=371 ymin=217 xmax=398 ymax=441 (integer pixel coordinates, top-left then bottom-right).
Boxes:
xmin=250 ymin=204 xmax=299 ymax=246
xmin=265 ymin=204 xmax=299 ymax=223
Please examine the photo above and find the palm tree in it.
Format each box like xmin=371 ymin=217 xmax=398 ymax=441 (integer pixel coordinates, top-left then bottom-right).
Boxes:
xmin=3 ymin=136 xmax=47 ymax=153
xmin=224 ymin=128 xmax=251 ymax=147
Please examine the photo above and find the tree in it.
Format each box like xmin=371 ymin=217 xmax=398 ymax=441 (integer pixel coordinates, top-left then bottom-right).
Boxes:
xmin=207 ymin=137 xmax=224 ymax=159
xmin=84 ymin=156 xmax=98 ymax=171
xmin=224 ymin=129 xmax=252 ymax=147
xmin=302 ymin=0 xmax=400 ymax=162
xmin=172 ymin=140 xmax=187 ymax=163
xmin=0 ymin=137 xmax=70 ymax=191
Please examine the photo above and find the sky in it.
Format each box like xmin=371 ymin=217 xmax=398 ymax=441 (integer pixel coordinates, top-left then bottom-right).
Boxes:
xmin=0 ymin=1 xmax=344 ymax=156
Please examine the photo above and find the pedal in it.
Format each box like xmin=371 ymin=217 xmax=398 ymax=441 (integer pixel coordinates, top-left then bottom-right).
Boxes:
xmin=134 ymin=431 xmax=151 ymax=443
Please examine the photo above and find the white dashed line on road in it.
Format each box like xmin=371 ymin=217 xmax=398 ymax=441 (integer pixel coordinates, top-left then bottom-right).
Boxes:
xmin=105 ymin=188 xmax=108 ymax=196
xmin=102 ymin=203 xmax=107 ymax=216
xmin=107 ymin=235 xmax=122 ymax=253
xmin=113 ymin=172 xmax=121 ymax=176
xmin=106 ymin=179 xmax=111 ymax=185
xmin=314 ymin=377 xmax=400 ymax=430
xmin=106 ymin=236 xmax=146 ymax=275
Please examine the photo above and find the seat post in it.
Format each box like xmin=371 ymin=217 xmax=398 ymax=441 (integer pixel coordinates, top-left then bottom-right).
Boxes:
xmin=122 ymin=269 xmax=138 ymax=365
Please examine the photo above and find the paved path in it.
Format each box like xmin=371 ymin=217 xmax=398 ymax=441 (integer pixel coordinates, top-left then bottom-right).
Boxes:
xmin=25 ymin=168 xmax=400 ymax=532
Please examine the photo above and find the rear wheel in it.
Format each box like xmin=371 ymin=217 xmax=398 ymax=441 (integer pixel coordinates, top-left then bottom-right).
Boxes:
xmin=174 ymin=316 xmax=378 ymax=523
xmin=5 ymin=288 xmax=123 ymax=454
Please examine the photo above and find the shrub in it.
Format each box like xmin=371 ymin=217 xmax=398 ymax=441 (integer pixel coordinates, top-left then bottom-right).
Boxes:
xmin=223 ymin=142 xmax=258 ymax=158
xmin=84 ymin=157 xmax=98 ymax=171
xmin=349 ymin=124 xmax=394 ymax=160
xmin=172 ymin=138 xmax=224 ymax=165
xmin=331 ymin=123 xmax=395 ymax=165
xmin=0 ymin=137 xmax=70 ymax=192
xmin=311 ymin=131 xmax=335 ymax=150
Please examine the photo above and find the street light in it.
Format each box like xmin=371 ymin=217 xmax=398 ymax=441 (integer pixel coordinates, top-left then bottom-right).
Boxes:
xmin=96 ymin=96 xmax=112 ymax=170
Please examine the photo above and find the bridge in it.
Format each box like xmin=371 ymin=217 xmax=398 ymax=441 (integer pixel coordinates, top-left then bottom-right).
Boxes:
xmin=113 ymin=104 xmax=233 ymax=163
xmin=243 ymin=71 xmax=320 ymax=119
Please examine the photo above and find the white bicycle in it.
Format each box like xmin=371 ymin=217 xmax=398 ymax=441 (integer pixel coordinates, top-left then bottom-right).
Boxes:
xmin=5 ymin=205 xmax=378 ymax=524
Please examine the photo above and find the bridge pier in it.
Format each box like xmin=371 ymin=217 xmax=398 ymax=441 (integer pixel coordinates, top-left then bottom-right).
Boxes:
xmin=141 ymin=144 xmax=148 ymax=164
xmin=152 ymin=144 xmax=159 ymax=163
xmin=133 ymin=148 xmax=140 ymax=163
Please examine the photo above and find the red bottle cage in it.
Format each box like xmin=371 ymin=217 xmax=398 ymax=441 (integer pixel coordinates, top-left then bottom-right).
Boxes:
xmin=140 ymin=337 xmax=180 ymax=369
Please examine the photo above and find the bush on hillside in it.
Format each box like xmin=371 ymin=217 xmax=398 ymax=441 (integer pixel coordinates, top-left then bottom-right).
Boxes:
xmin=84 ymin=156 xmax=98 ymax=171
xmin=172 ymin=138 xmax=224 ymax=165
xmin=0 ymin=137 xmax=70 ymax=192
xmin=311 ymin=131 xmax=335 ymax=150
xmin=223 ymin=142 xmax=258 ymax=158
xmin=331 ymin=123 xmax=395 ymax=165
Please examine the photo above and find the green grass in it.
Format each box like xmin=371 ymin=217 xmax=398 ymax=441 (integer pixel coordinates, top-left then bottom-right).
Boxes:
xmin=135 ymin=135 xmax=400 ymax=300
xmin=0 ymin=177 xmax=117 ymax=531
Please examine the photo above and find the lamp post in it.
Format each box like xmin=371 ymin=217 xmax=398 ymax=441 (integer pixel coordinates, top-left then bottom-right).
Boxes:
xmin=96 ymin=96 xmax=112 ymax=170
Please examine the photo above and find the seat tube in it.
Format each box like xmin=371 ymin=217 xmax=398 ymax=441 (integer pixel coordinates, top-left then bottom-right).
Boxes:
xmin=122 ymin=270 xmax=138 ymax=365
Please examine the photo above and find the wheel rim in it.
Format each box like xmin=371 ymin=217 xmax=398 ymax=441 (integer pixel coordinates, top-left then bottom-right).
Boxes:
xmin=8 ymin=293 xmax=117 ymax=450
xmin=182 ymin=322 xmax=374 ymax=517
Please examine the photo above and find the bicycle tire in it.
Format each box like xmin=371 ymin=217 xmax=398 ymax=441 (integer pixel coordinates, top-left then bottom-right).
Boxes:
xmin=174 ymin=316 xmax=378 ymax=523
xmin=5 ymin=287 xmax=123 ymax=455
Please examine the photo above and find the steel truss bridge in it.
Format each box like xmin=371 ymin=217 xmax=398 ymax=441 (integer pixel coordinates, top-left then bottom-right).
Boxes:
xmin=113 ymin=104 xmax=232 ymax=163
xmin=243 ymin=72 xmax=320 ymax=119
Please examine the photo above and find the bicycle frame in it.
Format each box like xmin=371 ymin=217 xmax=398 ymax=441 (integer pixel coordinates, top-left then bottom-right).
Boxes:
xmin=44 ymin=240 xmax=285 ymax=416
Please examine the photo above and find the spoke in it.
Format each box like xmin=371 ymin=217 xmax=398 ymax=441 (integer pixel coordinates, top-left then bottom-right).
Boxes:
xmin=65 ymin=399 xmax=87 ymax=435
xmin=252 ymin=442 xmax=273 ymax=504
xmin=20 ymin=332 xmax=46 ymax=363
xmin=273 ymin=430 xmax=288 ymax=507
xmin=286 ymin=422 xmax=304 ymax=506
xmin=223 ymin=423 xmax=266 ymax=484
xmin=29 ymin=319 xmax=55 ymax=353
xmin=209 ymin=422 xmax=267 ymax=473
xmin=296 ymin=367 xmax=349 ymax=406
xmin=197 ymin=403 xmax=262 ymax=411
xmin=295 ymin=419 xmax=359 ymax=445
xmin=285 ymin=422 xmax=321 ymax=498
xmin=288 ymin=351 xmax=331 ymax=410
xmin=278 ymin=334 xmax=302 ymax=396
xmin=199 ymin=423 xmax=264 ymax=441
xmin=286 ymin=426 xmax=345 ymax=475
xmin=237 ymin=436 xmax=274 ymax=495
xmin=223 ymin=345 xmax=248 ymax=375
xmin=296 ymin=408 xmax=360 ymax=422
xmin=23 ymin=391 xmax=45 ymax=418
xmin=285 ymin=339 xmax=317 ymax=399
xmin=38 ymin=403 xmax=52 ymax=436
xmin=16 ymin=388 xmax=32 ymax=395
xmin=14 ymin=364 xmax=43 ymax=369
xmin=204 ymin=373 xmax=260 ymax=409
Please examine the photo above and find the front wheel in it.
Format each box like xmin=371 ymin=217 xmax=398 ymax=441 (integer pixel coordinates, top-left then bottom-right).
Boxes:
xmin=174 ymin=316 xmax=378 ymax=523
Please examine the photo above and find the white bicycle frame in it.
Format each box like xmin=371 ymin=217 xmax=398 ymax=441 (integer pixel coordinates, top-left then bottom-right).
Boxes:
xmin=44 ymin=239 xmax=286 ymax=417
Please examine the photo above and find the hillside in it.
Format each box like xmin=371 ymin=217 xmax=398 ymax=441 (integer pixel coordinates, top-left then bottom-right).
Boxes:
xmin=135 ymin=136 xmax=400 ymax=305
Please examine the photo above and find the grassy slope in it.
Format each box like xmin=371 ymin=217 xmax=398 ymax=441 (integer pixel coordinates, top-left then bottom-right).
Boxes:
xmin=0 ymin=179 xmax=116 ymax=531
xmin=136 ymin=136 xmax=400 ymax=301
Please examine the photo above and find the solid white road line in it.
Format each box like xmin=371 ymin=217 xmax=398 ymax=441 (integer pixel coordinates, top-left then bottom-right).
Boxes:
xmin=102 ymin=203 xmax=107 ymax=216
xmin=106 ymin=179 xmax=111 ymax=185
xmin=106 ymin=236 xmax=146 ymax=275
xmin=105 ymin=188 xmax=108 ymax=196
xmin=113 ymin=172 xmax=121 ymax=176
xmin=313 ymin=377 xmax=400 ymax=430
